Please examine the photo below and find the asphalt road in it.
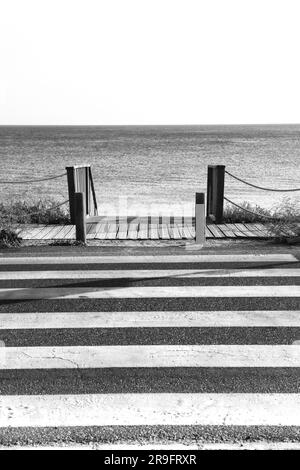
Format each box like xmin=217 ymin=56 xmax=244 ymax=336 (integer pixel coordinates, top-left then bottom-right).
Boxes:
xmin=0 ymin=243 xmax=299 ymax=448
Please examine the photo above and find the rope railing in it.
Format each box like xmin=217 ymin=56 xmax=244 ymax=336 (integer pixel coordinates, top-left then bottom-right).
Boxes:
xmin=225 ymin=170 xmax=300 ymax=192
xmin=26 ymin=199 xmax=69 ymax=216
xmin=224 ymin=197 xmax=279 ymax=220
xmin=0 ymin=172 xmax=67 ymax=185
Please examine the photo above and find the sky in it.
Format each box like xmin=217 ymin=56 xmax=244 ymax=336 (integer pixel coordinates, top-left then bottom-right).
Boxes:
xmin=0 ymin=0 xmax=300 ymax=125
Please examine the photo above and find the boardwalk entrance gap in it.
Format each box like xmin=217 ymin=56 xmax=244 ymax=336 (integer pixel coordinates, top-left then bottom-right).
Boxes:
xmin=66 ymin=165 xmax=225 ymax=243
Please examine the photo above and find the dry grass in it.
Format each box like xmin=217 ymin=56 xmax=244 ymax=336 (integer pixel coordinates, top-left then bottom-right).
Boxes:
xmin=0 ymin=227 xmax=21 ymax=248
xmin=223 ymin=198 xmax=300 ymax=243
xmin=267 ymin=198 xmax=300 ymax=243
xmin=0 ymin=199 xmax=70 ymax=247
xmin=0 ymin=199 xmax=69 ymax=225
xmin=223 ymin=201 xmax=272 ymax=223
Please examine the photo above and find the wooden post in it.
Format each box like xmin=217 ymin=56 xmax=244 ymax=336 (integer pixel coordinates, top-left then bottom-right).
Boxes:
xmin=66 ymin=165 xmax=95 ymax=223
xmin=206 ymin=165 xmax=225 ymax=223
xmin=75 ymin=192 xmax=86 ymax=243
xmin=195 ymin=192 xmax=205 ymax=245
xmin=66 ymin=166 xmax=76 ymax=224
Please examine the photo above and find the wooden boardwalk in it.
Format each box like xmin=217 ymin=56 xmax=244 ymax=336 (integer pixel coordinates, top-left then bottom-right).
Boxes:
xmin=13 ymin=216 xmax=277 ymax=241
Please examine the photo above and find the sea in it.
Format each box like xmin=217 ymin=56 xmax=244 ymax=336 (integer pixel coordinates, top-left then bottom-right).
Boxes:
xmin=0 ymin=124 xmax=299 ymax=216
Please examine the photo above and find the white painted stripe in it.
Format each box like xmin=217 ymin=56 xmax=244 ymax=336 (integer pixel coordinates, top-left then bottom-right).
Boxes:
xmin=197 ymin=443 xmax=300 ymax=450
xmin=4 ymin=443 xmax=300 ymax=450
xmin=0 ymin=285 xmax=299 ymax=299
xmin=0 ymin=254 xmax=297 ymax=264
xmin=1 ymin=310 xmax=300 ymax=329
xmin=0 ymin=444 xmax=200 ymax=451
xmin=0 ymin=345 xmax=299 ymax=369
xmin=1 ymin=393 xmax=300 ymax=427
xmin=1 ymin=268 xmax=300 ymax=280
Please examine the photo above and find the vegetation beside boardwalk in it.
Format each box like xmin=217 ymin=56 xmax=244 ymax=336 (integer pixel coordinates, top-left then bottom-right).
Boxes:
xmin=267 ymin=199 xmax=300 ymax=243
xmin=223 ymin=202 xmax=272 ymax=223
xmin=0 ymin=227 xmax=21 ymax=248
xmin=0 ymin=199 xmax=69 ymax=225
xmin=223 ymin=198 xmax=300 ymax=243
xmin=0 ymin=199 xmax=70 ymax=247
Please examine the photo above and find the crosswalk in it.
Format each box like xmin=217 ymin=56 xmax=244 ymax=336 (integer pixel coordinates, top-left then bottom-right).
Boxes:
xmin=0 ymin=252 xmax=300 ymax=445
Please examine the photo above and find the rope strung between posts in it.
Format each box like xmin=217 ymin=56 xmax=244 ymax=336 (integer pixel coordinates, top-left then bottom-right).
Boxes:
xmin=225 ymin=170 xmax=300 ymax=192
xmin=224 ymin=197 xmax=278 ymax=220
xmin=22 ymin=199 xmax=69 ymax=217
xmin=0 ymin=172 xmax=67 ymax=184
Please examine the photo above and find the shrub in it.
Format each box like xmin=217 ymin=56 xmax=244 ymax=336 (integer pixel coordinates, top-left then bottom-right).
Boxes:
xmin=0 ymin=227 xmax=21 ymax=248
xmin=0 ymin=199 xmax=70 ymax=225
xmin=223 ymin=201 xmax=273 ymax=223
xmin=223 ymin=198 xmax=300 ymax=243
xmin=267 ymin=198 xmax=300 ymax=243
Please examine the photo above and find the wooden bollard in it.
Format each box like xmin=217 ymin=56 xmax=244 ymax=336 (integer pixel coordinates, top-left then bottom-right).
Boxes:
xmin=66 ymin=166 xmax=76 ymax=224
xmin=206 ymin=165 xmax=225 ymax=223
xmin=195 ymin=192 xmax=205 ymax=245
xmin=75 ymin=192 xmax=86 ymax=243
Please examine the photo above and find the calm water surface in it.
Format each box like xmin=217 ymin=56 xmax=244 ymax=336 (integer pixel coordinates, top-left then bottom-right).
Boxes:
xmin=0 ymin=125 xmax=299 ymax=215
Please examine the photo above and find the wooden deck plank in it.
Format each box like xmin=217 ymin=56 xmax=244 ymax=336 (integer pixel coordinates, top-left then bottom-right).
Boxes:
xmin=233 ymin=223 xmax=258 ymax=238
xmin=87 ymin=222 xmax=103 ymax=239
xmin=105 ymin=223 xmax=118 ymax=240
xmin=93 ymin=223 xmax=108 ymax=240
xmin=39 ymin=225 xmax=56 ymax=240
xmin=86 ymin=221 xmax=99 ymax=234
xmin=53 ymin=224 xmax=74 ymax=240
xmin=16 ymin=224 xmax=42 ymax=238
xmin=168 ymin=224 xmax=181 ymax=239
xmin=117 ymin=223 xmax=129 ymax=240
xmin=187 ymin=225 xmax=195 ymax=238
xmin=159 ymin=223 xmax=170 ymax=239
xmin=175 ymin=224 xmax=185 ymax=238
xmin=55 ymin=224 xmax=73 ymax=239
xmin=41 ymin=225 xmax=67 ymax=240
xmin=13 ymin=220 xmax=278 ymax=242
xmin=48 ymin=225 xmax=69 ymax=240
xmin=181 ymin=225 xmax=193 ymax=239
xmin=207 ymin=224 xmax=226 ymax=238
xmin=225 ymin=224 xmax=248 ymax=237
xmin=149 ymin=223 xmax=159 ymax=240
xmin=218 ymin=224 xmax=237 ymax=238
xmin=252 ymin=222 xmax=269 ymax=231
xmin=167 ymin=225 xmax=175 ymax=240
xmin=205 ymin=226 xmax=215 ymax=238
xmin=215 ymin=224 xmax=234 ymax=238
xmin=58 ymin=225 xmax=75 ymax=240
xmin=18 ymin=225 xmax=46 ymax=239
xmin=21 ymin=225 xmax=50 ymax=240
xmin=179 ymin=226 xmax=189 ymax=239
xmin=224 ymin=223 xmax=247 ymax=237
xmin=240 ymin=223 xmax=262 ymax=237
xmin=252 ymin=223 xmax=272 ymax=236
xmin=64 ymin=225 xmax=76 ymax=240
xmin=244 ymin=223 xmax=269 ymax=238
xmin=138 ymin=223 xmax=148 ymax=240
xmin=127 ymin=221 xmax=139 ymax=240
xmin=86 ymin=222 xmax=99 ymax=240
